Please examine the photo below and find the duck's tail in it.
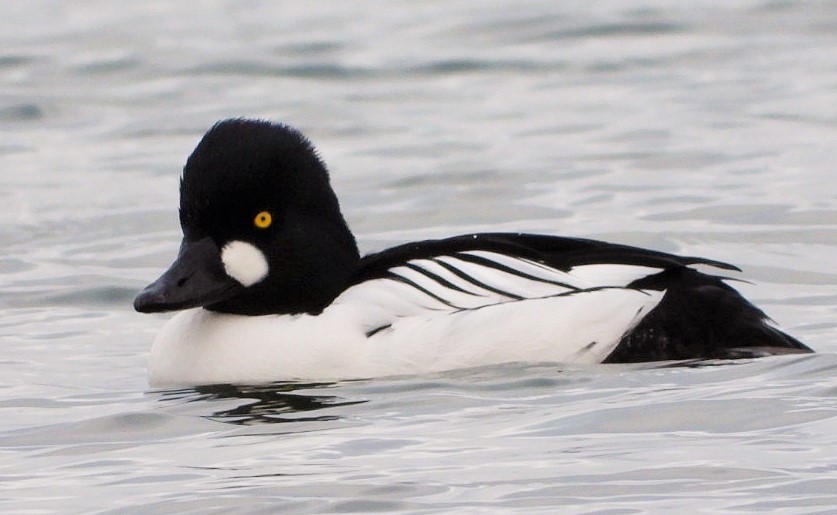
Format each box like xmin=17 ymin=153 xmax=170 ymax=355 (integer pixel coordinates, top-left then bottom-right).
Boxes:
xmin=604 ymin=267 xmax=812 ymax=363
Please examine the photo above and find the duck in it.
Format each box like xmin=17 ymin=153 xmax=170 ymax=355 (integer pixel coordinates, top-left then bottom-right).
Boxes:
xmin=134 ymin=118 xmax=813 ymax=386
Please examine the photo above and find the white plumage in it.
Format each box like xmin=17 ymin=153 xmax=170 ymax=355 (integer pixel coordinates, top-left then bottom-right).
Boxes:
xmin=148 ymin=255 xmax=666 ymax=386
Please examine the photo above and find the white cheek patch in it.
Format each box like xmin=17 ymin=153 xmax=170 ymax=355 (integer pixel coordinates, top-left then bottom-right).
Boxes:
xmin=220 ymin=240 xmax=270 ymax=287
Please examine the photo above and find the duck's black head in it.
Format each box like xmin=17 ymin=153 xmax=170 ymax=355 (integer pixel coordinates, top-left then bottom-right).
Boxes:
xmin=134 ymin=119 xmax=360 ymax=315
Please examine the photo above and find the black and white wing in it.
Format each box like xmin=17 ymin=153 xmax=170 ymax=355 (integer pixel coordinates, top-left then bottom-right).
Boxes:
xmin=335 ymin=233 xmax=810 ymax=364
xmin=345 ymin=232 xmax=731 ymax=313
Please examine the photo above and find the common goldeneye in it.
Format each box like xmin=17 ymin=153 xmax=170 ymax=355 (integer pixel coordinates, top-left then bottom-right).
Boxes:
xmin=134 ymin=118 xmax=812 ymax=386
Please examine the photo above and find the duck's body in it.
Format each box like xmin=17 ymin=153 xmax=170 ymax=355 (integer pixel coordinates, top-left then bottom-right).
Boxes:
xmin=148 ymin=240 xmax=668 ymax=385
xmin=135 ymin=119 xmax=812 ymax=387
xmin=149 ymin=287 xmax=660 ymax=385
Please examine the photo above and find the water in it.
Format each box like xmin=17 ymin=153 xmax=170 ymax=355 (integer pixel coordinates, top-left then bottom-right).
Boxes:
xmin=2 ymin=0 xmax=837 ymax=512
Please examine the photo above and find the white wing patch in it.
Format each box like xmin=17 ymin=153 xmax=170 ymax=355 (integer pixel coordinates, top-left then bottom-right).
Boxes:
xmin=335 ymin=251 xmax=667 ymax=321
xmin=566 ymin=263 xmax=664 ymax=286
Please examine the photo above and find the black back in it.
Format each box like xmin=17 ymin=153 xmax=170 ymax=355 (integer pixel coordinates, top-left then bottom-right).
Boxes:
xmin=354 ymin=232 xmax=738 ymax=284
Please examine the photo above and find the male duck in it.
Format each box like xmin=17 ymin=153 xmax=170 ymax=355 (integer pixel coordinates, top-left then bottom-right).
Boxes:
xmin=135 ymin=119 xmax=812 ymax=386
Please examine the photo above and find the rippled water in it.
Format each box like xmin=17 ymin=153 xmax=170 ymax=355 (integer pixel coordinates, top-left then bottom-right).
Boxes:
xmin=2 ymin=1 xmax=837 ymax=512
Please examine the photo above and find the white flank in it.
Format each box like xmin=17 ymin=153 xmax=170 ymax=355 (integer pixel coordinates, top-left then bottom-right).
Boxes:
xmin=147 ymin=286 xmax=664 ymax=386
xmin=220 ymin=240 xmax=269 ymax=286
xmin=147 ymin=249 xmax=678 ymax=386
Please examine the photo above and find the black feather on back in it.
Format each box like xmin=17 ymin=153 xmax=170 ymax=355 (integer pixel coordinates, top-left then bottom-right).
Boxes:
xmin=353 ymin=232 xmax=738 ymax=284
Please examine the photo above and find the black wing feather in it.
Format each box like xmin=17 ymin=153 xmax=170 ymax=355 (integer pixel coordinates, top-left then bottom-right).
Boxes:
xmin=354 ymin=232 xmax=737 ymax=284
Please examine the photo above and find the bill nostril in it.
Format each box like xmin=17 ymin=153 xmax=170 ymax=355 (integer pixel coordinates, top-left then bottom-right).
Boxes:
xmin=177 ymin=276 xmax=189 ymax=287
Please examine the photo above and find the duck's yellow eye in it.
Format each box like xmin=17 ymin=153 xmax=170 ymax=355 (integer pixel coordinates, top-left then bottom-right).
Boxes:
xmin=253 ymin=211 xmax=272 ymax=229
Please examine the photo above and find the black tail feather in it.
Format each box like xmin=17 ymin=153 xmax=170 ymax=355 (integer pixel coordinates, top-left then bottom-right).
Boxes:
xmin=604 ymin=268 xmax=812 ymax=363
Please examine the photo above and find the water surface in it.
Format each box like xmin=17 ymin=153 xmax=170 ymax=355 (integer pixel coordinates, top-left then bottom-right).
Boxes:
xmin=2 ymin=1 xmax=837 ymax=512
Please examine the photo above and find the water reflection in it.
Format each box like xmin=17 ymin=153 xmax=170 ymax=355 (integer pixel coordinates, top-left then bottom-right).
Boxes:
xmin=157 ymin=382 xmax=368 ymax=426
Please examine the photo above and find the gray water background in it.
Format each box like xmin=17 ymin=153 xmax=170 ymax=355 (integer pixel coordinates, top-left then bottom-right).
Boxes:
xmin=2 ymin=1 xmax=837 ymax=512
